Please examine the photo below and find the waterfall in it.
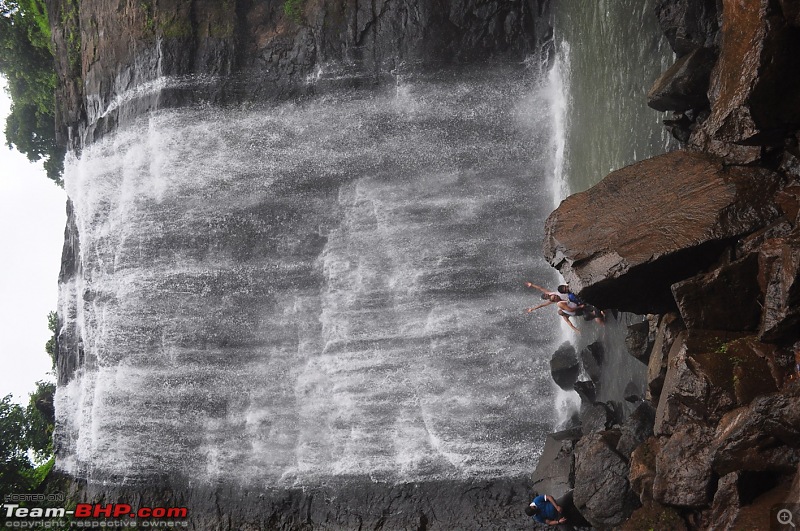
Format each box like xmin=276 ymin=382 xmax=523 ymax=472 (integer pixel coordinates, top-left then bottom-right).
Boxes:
xmin=55 ymin=64 xmax=566 ymax=487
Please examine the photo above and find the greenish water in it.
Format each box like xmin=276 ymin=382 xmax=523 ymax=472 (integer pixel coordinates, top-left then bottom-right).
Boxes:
xmin=547 ymin=1 xmax=676 ymax=409
xmin=553 ymin=0 xmax=675 ymax=195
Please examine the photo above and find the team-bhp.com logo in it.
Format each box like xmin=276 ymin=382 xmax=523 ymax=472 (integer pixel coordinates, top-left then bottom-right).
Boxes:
xmin=3 ymin=502 xmax=189 ymax=528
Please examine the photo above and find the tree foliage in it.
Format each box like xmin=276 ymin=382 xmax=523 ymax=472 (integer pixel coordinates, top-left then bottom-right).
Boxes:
xmin=45 ymin=310 xmax=57 ymax=368
xmin=0 ymin=382 xmax=55 ymax=493
xmin=0 ymin=0 xmax=64 ymax=185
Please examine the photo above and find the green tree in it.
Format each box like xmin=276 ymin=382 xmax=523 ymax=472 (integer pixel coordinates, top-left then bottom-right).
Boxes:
xmin=0 ymin=381 xmax=56 ymax=494
xmin=0 ymin=394 xmax=34 ymax=492
xmin=0 ymin=0 xmax=64 ymax=184
xmin=44 ymin=310 xmax=57 ymax=368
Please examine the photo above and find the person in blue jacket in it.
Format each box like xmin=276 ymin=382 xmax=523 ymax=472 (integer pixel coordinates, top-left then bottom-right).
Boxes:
xmin=525 ymin=493 xmax=567 ymax=526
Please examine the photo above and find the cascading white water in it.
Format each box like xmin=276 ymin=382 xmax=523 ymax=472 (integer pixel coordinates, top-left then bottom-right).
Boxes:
xmin=56 ymin=65 xmax=568 ymax=486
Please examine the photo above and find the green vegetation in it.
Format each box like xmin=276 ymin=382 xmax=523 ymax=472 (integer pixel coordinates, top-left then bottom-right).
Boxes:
xmin=284 ymin=0 xmax=305 ymax=24
xmin=44 ymin=310 xmax=57 ymax=368
xmin=0 ymin=0 xmax=64 ymax=184
xmin=0 ymin=382 xmax=56 ymax=493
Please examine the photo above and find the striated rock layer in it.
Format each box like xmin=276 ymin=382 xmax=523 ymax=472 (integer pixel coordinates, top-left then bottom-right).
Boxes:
xmin=46 ymin=0 xmax=553 ymax=150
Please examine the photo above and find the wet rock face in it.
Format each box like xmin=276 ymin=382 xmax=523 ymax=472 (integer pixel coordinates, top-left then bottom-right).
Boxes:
xmin=573 ymin=430 xmax=640 ymax=528
xmin=543 ymin=150 xmax=784 ymax=314
xmin=671 ymin=253 xmax=762 ymax=332
xmin=711 ymin=383 xmax=800 ymax=476
xmin=48 ymin=0 xmax=552 ymax=148
xmin=758 ymin=235 xmax=800 ymax=342
xmin=654 ymin=0 xmax=719 ymax=56
xmin=647 ymin=47 xmax=715 ymax=112
xmin=692 ymin=0 xmax=800 ymax=149
xmin=653 ymin=421 xmax=715 ymax=508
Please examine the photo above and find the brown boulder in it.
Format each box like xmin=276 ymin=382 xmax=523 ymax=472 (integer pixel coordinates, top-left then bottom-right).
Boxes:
xmin=647 ymin=47 xmax=716 ymax=112
xmin=653 ymin=422 xmax=716 ymax=508
xmin=573 ymin=430 xmax=640 ymax=528
xmin=531 ymin=428 xmax=581 ymax=500
xmin=654 ymin=330 xmax=745 ymax=436
xmin=629 ymin=437 xmax=659 ymax=504
xmin=696 ymin=336 xmax=784 ymax=406
xmin=647 ymin=313 xmax=685 ymax=401
xmin=696 ymin=0 xmax=800 ymax=145
xmin=620 ymin=502 xmax=687 ymax=531
xmin=712 ymin=383 xmax=800 ymax=475
xmin=654 ymin=0 xmax=719 ymax=56
xmin=671 ymin=252 xmax=761 ymax=331
xmin=775 ymin=184 xmax=800 ymax=225
xmin=543 ymin=150 xmax=783 ymax=314
xmin=626 ymin=315 xmax=658 ymax=364
xmin=758 ymin=235 xmax=800 ymax=343
xmin=711 ymin=470 xmax=796 ymax=529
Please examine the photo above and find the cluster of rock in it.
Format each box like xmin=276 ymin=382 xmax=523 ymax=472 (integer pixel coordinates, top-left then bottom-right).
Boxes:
xmin=540 ymin=0 xmax=800 ymax=528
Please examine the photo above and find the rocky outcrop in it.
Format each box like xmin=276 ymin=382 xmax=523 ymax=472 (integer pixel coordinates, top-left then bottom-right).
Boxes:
xmin=671 ymin=253 xmax=761 ymax=331
xmin=539 ymin=0 xmax=800 ymax=527
xmin=543 ymin=150 xmax=785 ymax=314
xmin=693 ymin=0 xmax=800 ymax=148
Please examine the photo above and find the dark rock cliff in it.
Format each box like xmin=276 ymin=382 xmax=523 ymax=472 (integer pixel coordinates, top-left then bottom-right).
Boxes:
xmin=539 ymin=0 xmax=800 ymax=528
xmin=45 ymin=1 xmax=553 ymax=529
xmin=46 ymin=0 xmax=552 ymax=152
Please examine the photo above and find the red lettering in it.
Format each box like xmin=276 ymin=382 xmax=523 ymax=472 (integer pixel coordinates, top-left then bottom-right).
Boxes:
xmin=113 ymin=504 xmax=132 ymax=517
xmin=138 ymin=508 xmax=151 ymax=518
xmin=166 ymin=508 xmax=188 ymax=518
xmin=75 ymin=504 xmax=92 ymax=518
xmin=152 ymin=507 xmax=166 ymax=518
xmin=94 ymin=504 xmax=113 ymax=517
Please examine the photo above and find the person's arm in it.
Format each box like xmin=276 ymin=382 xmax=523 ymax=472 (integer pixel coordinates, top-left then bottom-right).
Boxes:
xmin=524 ymin=281 xmax=549 ymax=294
xmin=561 ymin=313 xmax=580 ymax=333
xmin=526 ymin=300 xmax=554 ymax=312
xmin=545 ymin=495 xmax=562 ymax=513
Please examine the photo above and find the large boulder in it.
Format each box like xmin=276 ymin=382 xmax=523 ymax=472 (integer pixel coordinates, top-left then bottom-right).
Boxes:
xmin=647 ymin=47 xmax=716 ymax=112
xmin=531 ymin=428 xmax=582 ymax=500
xmin=550 ymin=342 xmax=580 ymax=391
xmin=629 ymin=437 xmax=659 ymax=504
xmin=711 ymin=383 xmax=800 ymax=475
xmin=647 ymin=313 xmax=685 ymax=401
xmin=709 ymin=470 xmax=793 ymax=529
xmin=573 ymin=431 xmax=640 ymax=528
xmin=653 ymin=421 xmax=716 ymax=508
xmin=581 ymin=402 xmax=616 ymax=436
xmin=617 ymin=401 xmax=656 ymax=459
xmin=758 ymin=235 xmax=800 ymax=344
xmin=671 ymin=253 xmax=762 ymax=331
xmin=620 ymin=502 xmax=688 ymax=531
xmin=654 ymin=0 xmax=719 ymax=56
xmin=626 ymin=316 xmax=658 ymax=364
xmin=579 ymin=341 xmax=604 ymax=383
xmin=654 ymin=330 xmax=744 ymax=436
xmin=692 ymin=0 xmax=800 ymax=147
xmin=543 ymin=150 xmax=784 ymax=314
